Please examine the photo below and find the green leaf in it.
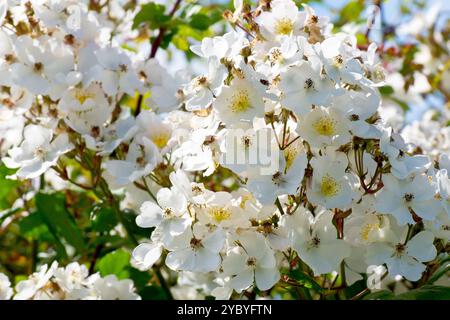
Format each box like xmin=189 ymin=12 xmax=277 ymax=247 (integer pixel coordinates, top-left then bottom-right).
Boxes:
xmin=427 ymin=255 xmax=450 ymax=284
xmin=363 ymin=286 xmax=450 ymax=300
xmin=19 ymin=213 xmax=52 ymax=241
xmin=363 ymin=290 xmax=395 ymax=300
xmin=288 ymin=269 xmax=323 ymax=292
xmin=36 ymin=192 xmax=86 ymax=254
xmin=344 ymin=279 xmax=367 ymax=299
xmin=0 ymin=165 xmax=19 ymax=210
xmin=139 ymin=285 xmax=169 ymax=300
xmin=95 ymin=249 xmax=131 ymax=279
xmin=335 ymin=0 xmax=365 ymax=28
xmin=128 ymin=268 xmax=151 ymax=290
xmin=19 ymin=211 xmax=67 ymax=258
xmin=133 ymin=3 xmax=171 ymax=30
xmin=91 ymin=207 xmax=118 ymax=232
xmin=395 ymin=285 xmax=450 ymax=300
xmin=189 ymin=13 xmax=212 ymax=31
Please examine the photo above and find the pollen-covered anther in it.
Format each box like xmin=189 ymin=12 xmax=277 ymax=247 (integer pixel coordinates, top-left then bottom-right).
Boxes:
xmin=275 ymin=18 xmax=294 ymax=35
xmin=320 ymin=175 xmax=340 ymax=197
xmin=230 ymin=90 xmax=252 ymax=113
xmin=313 ymin=116 xmax=336 ymax=136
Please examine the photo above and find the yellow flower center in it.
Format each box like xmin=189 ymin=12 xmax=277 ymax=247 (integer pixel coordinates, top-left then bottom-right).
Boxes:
xmin=313 ymin=116 xmax=336 ymax=136
xmin=320 ymin=175 xmax=340 ymax=197
xmin=284 ymin=144 xmax=299 ymax=170
xmin=360 ymin=223 xmax=380 ymax=241
xmin=151 ymin=132 xmax=170 ymax=149
xmin=209 ymin=207 xmax=231 ymax=223
xmin=230 ymin=90 xmax=252 ymax=113
xmin=74 ymin=90 xmax=95 ymax=105
xmin=275 ymin=18 xmax=294 ymax=35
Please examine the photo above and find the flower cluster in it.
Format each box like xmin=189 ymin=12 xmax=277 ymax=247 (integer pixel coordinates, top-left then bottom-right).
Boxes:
xmin=0 ymin=0 xmax=448 ymax=300
xmin=131 ymin=0 xmax=448 ymax=297
xmin=0 ymin=262 xmax=140 ymax=300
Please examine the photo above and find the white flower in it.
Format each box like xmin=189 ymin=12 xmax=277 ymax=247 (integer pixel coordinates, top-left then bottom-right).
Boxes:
xmin=185 ymin=58 xmax=227 ymax=111
xmin=280 ymin=60 xmax=336 ymax=116
xmin=258 ymin=35 xmax=312 ymax=77
xmin=32 ymin=0 xmax=88 ymax=30
xmin=380 ymin=128 xmax=431 ymax=179
xmin=436 ymin=169 xmax=450 ymax=215
xmin=255 ymin=0 xmax=306 ymax=39
xmin=345 ymin=195 xmax=395 ymax=246
xmin=165 ymin=226 xmax=225 ymax=273
xmin=86 ymin=112 xmax=138 ymax=156
xmin=0 ymin=29 xmax=15 ymax=87
xmin=299 ymin=105 xmax=351 ymax=148
xmin=375 ymin=174 xmax=441 ymax=225
xmin=197 ymin=191 xmax=250 ymax=229
xmin=222 ymin=231 xmax=280 ymax=292
xmin=219 ymin=124 xmax=279 ymax=176
xmin=136 ymin=187 xmax=190 ymax=245
xmin=247 ymin=147 xmax=307 ymax=205
xmin=0 ymin=273 xmax=13 ymax=300
xmin=366 ymin=230 xmax=437 ymax=281
xmin=58 ymin=83 xmax=109 ymax=116
xmin=136 ymin=110 xmax=174 ymax=154
xmin=0 ymin=1 xmax=7 ymax=25
xmin=333 ymin=88 xmax=381 ymax=139
xmin=14 ymin=261 xmax=58 ymax=300
xmin=214 ymin=64 xmax=268 ymax=126
xmin=169 ymin=169 xmax=214 ymax=205
xmin=53 ymin=262 xmax=97 ymax=299
xmin=11 ymin=35 xmax=73 ymax=97
xmin=92 ymin=275 xmax=141 ymax=300
xmin=190 ymin=31 xmax=248 ymax=60
xmin=307 ymin=150 xmax=357 ymax=209
xmin=132 ymin=242 xmax=163 ymax=270
xmin=142 ymin=59 xmax=186 ymax=113
xmin=290 ymin=207 xmax=351 ymax=275
xmin=424 ymin=211 xmax=450 ymax=242
xmin=317 ymin=35 xmax=364 ymax=85
xmin=3 ymin=125 xmax=74 ymax=179
xmin=92 ymin=46 xmax=141 ymax=97
xmin=103 ymin=136 xmax=161 ymax=186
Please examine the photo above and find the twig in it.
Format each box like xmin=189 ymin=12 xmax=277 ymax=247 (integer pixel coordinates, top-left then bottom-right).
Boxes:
xmin=135 ymin=0 xmax=183 ymax=117
xmin=89 ymin=244 xmax=104 ymax=274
